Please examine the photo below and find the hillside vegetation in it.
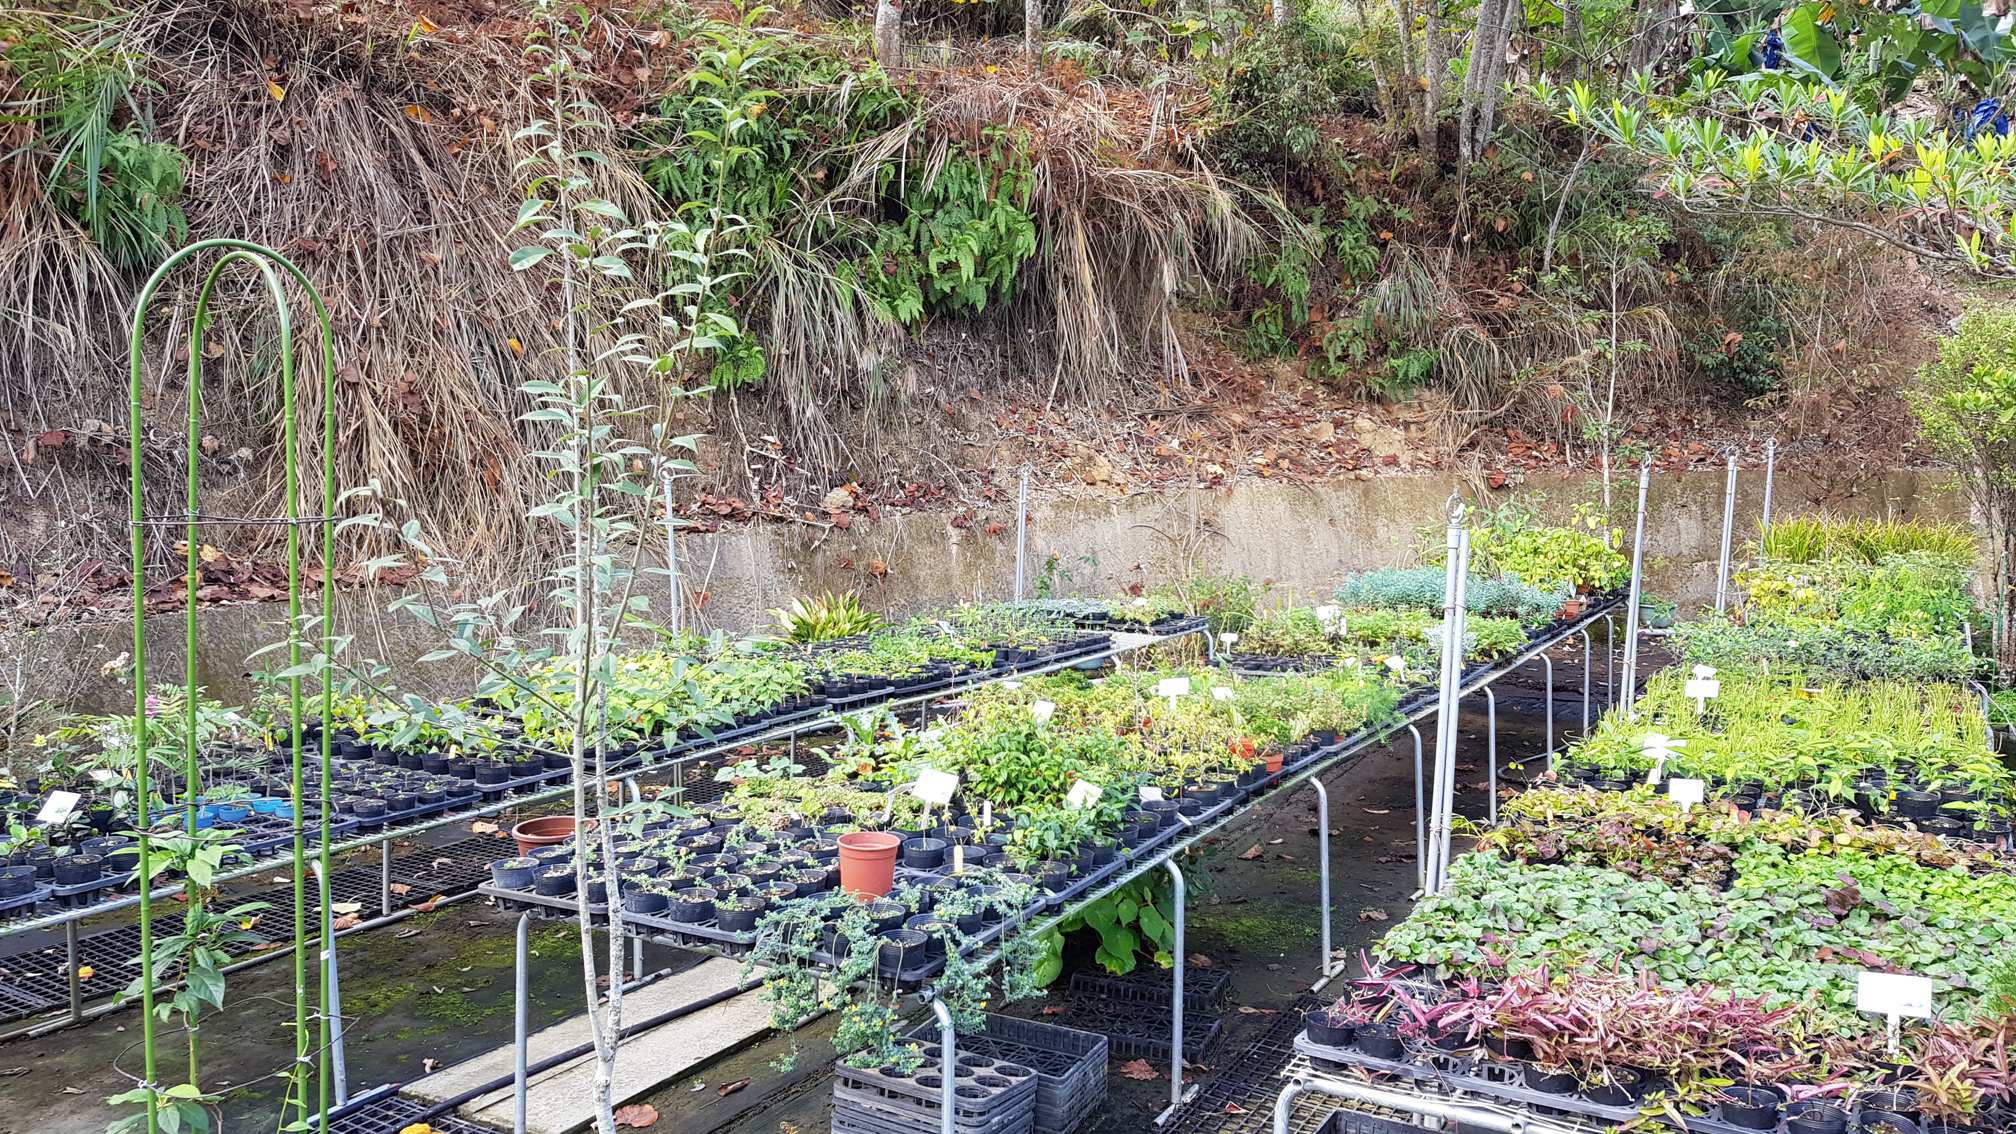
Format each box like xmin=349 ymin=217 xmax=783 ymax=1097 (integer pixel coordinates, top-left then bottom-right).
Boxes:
xmin=0 ymin=0 xmax=2009 ymax=605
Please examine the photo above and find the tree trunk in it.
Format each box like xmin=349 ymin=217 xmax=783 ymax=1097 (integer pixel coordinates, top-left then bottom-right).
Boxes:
xmin=1418 ymin=0 xmax=1443 ymax=165
xmin=875 ymin=0 xmax=903 ymax=70
xmin=1274 ymin=0 xmax=1290 ymax=27
xmin=1563 ymin=0 xmax=1584 ymax=78
xmin=1025 ymin=0 xmax=1041 ymax=58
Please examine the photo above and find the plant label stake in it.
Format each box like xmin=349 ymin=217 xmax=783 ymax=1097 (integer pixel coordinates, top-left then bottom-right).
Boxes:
xmin=1221 ymin=632 xmax=1240 ymax=649
xmin=1002 ymin=679 xmax=1023 ymax=691
xmin=1211 ymin=686 xmax=1235 ymax=702
xmin=37 ymin=790 xmax=81 ymax=826
xmin=1031 ymin=699 xmax=1056 ymax=723
xmin=951 ymin=845 xmax=965 ymax=874
xmin=980 ymin=801 xmax=993 ymax=829
xmin=1857 ymin=971 xmax=1934 ymax=1056
xmin=1669 ymin=778 xmax=1706 ymax=812
xmin=1641 ymin=733 xmax=1686 ymax=786
xmin=914 ymin=769 xmax=959 ymax=808
xmin=1684 ymin=664 xmax=1720 ymax=716
xmin=1065 ymin=780 xmax=1104 ymax=810
xmin=1139 ymin=785 xmax=1165 ymax=803
xmin=1156 ymin=676 xmax=1190 ymax=717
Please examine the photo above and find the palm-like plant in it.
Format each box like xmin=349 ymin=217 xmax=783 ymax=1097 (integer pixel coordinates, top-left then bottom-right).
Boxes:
xmin=769 ymin=592 xmax=883 ymax=643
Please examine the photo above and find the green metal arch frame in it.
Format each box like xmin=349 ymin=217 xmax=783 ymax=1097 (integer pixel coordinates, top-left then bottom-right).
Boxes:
xmin=126 ymin=239 xmax=338 ymax=1134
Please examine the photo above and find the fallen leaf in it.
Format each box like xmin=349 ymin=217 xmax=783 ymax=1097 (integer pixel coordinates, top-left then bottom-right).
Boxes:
xmin=1224 ymin=1103 xmax=1249 ymax=1115
xmin=266 ymin=79 xmax=286 ymax=102
xmin=411 ymin=894 xmax=445 ymax=912
xmin=1118 ymin=1059 xmax=1159 ymax=1081
xmin=62 ymin=1087 xmax=82 ymax=1094
xmin=717 ymin=1078 xmax=751 ymax=1097
xmin=332 ymin=914 xmax=362 ymax=932
xmin=422 ymin=1058 xmax=441 ymax=1073
xmin=331 ymin=901 xmax=363 ymax=915
xmin=1187 ymin=953 xmax=1213 ymax=968
xmin=389 ymin=882 xmax=413 ymax=896
xmin=613 ymin=1103 xmax=659 ymax=1128
xmin=76 ymin=965 xmax=95 ymax=981
xmin=395 ymin=928 xmax=422 ymax=940
xmin=1237 ymin=844 xmax=1263 ymax=861
xmin=0 ymin=1068 xmax=26 ymax=1077
xmin=1358 ymin=908 xmax=1390 ymax=922
xmin=471 ymin=821 xmax=500 ymax=835
xmin=1362 ymin=808 xmax=1391 ymax=815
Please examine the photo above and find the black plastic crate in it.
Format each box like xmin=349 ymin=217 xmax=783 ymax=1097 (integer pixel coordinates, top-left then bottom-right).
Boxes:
xmin=324 ymin=1092 xmax=495 ymax=1134
xmin=908 ymin=1014 xmax=1107 ymax=1134
xmin=1060 ymin=998 xmax=1222 ymax=1062
xmin=1067 ymin=965 xmax=1229 ymax=1011
xmin=834 ymin=1052 xmax=1040 ymax=1134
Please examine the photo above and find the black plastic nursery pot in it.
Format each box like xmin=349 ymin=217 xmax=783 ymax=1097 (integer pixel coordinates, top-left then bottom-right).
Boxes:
xmin=0 ymin=865 xmax=36 ymax=897
xmin=1353 ymin=1021 xmax=1404 ymax=1060
xmin=533 ymin=866 xmax=577 ymax=897
xmin=901 ymin=837 xmax=947 ymax=870
xmin=1582 ymin=1066 xmax=1650 ymax=1107
xmin=1862 ymin=1088 xmax=1920 ymax=1118
xmin=1524 ymin=1068 xmax=1579 ymax=1095
xmin=875 ymin=929 xmax=929 ymax=978
xmin=1785 ymin=1100 xmax=1852 ymax=1134
xmin=621 ymin=889 xmax=667 ymax=915
xmin=666 ymin=888 xmax=718 ymax=924
xmin=1858 ymin=1112 xmax=1922 ymax=1134
xmin=53 ymin=854 xmax=104 ymax=887
xmin=1715 ymin=1084 xmax=1784 ymax=1130
xmin=1303 ymin=1012 xmax=1353 ymax=1047
xmin=716 ymin=898 xmax=766 ymax=933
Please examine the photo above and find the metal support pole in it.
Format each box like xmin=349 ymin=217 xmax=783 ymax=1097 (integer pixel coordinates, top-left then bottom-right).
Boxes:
xmin=1012 ymin=466 xmax=1031 ymax=602
xmin=1425 ymin=522 xmax=1471 ymax=895
xmin=661 ymin=470 xmax=681 ymax=635
xmin=1406 ymin=725 xmax=1425 ymax=891
xmin=1619 ymin=465 xmax=1652 ymax=708
xmin=1578 ymin=627 xmax=1593 ymax=736
xmin=1760 ymin=437 xmax=1777 ymax=533
xmin=1153 ymin=859 xmax=1191 ymax=1124
xmin=380 ymin=840 xmax=392 ymax=918
xmin=1311 ymin=779 xmax=1332 ymax=987
xmin=1483 ymin=685 xmax=1498 ymax=826
xmin=1716 ymin=450 xmax=1738 ymax=613
xmin=1272 ymin=1075 xmax=1581 ymax=1134
xmin=65 ymin=920 xmax=81 ymax=1025
xmin=514 ymin=912 xmax=531 ymax=1134
xmin=1603 ymin=614 xmax=1616 ymax=708
xmin=312 ymin=861 xmax=350 ymax=1106
xmin=931 ymin=999 xmax=957 ymax=1134
xmin=1538 ymin=653 xmax=1555 ymax=768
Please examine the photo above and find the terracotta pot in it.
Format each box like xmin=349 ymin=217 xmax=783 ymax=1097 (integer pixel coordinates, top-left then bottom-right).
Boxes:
xmin=1265 ymin=751 xmax=1285 ymax=774
xmin=511 ymin=815 xmax=576 ymax=855
xmin=1558 ymin=597 xmax=1588 ymax=620
xmin=837 ymin=831 xmax=903 ymax=898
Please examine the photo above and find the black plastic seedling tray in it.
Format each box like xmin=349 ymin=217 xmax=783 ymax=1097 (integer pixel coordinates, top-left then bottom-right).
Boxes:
xmin=1068 ymin=965 xmax=1230 ymax=1011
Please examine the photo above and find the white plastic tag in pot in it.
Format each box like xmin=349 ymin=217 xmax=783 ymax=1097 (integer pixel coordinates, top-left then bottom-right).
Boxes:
xmin=1031 ymin=699 xmax=1056 ymax=723
xmin=913 ymin=768 xmax=959 ymax=807
xmin=1155 ymin=677 xmax=1191 ymax=698
xmin=1065 ymin=780 xmax=1104 ymax=810
xmin=37 ymin=790 xmax=81 ymax=825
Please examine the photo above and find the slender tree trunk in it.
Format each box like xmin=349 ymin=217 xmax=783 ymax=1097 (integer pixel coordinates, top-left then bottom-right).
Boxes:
xmin=1349 ymin=0 xmax=1400 ymax=125
xmin=875 ymin=0 xmax=903 ymax=70
xmin=1389 ymin=0 xmax=1423 ymax=141
xmin=1563 ymin=0 xmax=1584 ymax=78
xmin=1274 ymin=0 xmax=1290 ymax=27
xmin=1419 ymin=0 xmax=1444 ymax=165
xmin=1025 ymin=0 xmax=1041 ymax=57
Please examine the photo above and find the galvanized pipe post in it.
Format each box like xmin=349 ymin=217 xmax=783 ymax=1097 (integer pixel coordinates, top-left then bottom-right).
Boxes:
xmin=514 ymin=912 xmax=531 ymax=1134
xmin=1760 ymin=437 xmax=1777 ymax=533
xmin=380 ymin=840 xmax=393 ymax=918
xmin=1619 ymin=464 xmax=1652 ymax=709
xmin=312 ymin=861 xmax=350 ymax=1105
xmin=1715 ymin=449 xmax=1738 ymax=612
xmin=1405 ymin=725 xmax=1425 ymax=891
xmin=1311 ymin=780 xmax=1333 ymax=986
xmin=1482 ymin=685 xmax=1498 ymax=826
xmin=1153 ymin=859 xmax=1190 ymax=1124
xmin=932 ymin=999 xmax=958 ymax=1134
xmin=1577 ymin=627 xmax=1593 ymax=735
xmin=1012 ymin=466 xmax=1031 ymax=602
xmin=1536 ymin=653 xmax=1555 ymax=768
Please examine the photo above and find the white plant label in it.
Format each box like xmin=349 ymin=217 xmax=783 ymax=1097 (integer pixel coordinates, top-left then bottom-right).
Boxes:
xmin=1065 ymin=780 xmax=1104 ymax=810
xmin=36 ymin=790 xmax=81 ymax=825
xmin=921 ymin=726 xmax=946 ymax=742
xmin=1314 ymin=604 xmax=1342 ymax=625
xmin=1384 ymin=655 xmax=1407 ymax=675
xmin=1002 ymin=679 xmax=1023 ymax=690
xmin=951 ymin=845 xmax=966 ymax=874
xmin=935 ymin=620 xmax=956 ymax=635
xmin=1857 ymin=972 xmax=1934 ymax=1018
xmin=1668 ymin=778 xmax=1706 ymax=811
xmin=1139 ymin=784 xmax=1165 ymax=803
xmin=1683 ymin=676 xmax=1721 ymax=714
xmin=980 ymin=801 xmax=994 ymax=828
xmin=1221 ymin=632 xmax=1240 ymax=648
xmin=1211 ymin=686 xmax=1236 ymax=702
xmin=1155 ymin=677 xmax=1192 ymax=699
xmin=1031 ymin=699 xmax=1056 ymax=723
xmin=1858 ymin=970 xmax=1935 ymax=1054
xmin=914 ymin=769 xmax=959 ymax=807
xmin=1640 ymin=733 xmax=1686 ymax=785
